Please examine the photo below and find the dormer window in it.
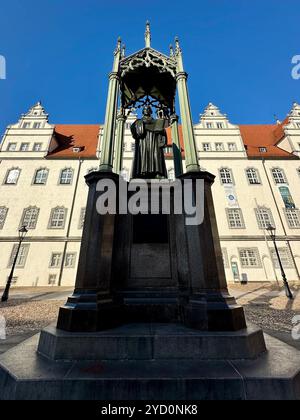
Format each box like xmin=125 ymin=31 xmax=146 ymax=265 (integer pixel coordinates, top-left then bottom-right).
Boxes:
xmin=72 ymin=146 xmax=84 ymax=153
xmin=33 ymin=122 xmax=41 ymax=129
xmin=33 ymin=143 xmax=42 ymax=152
xmin=259 ymin=147 xmax=267 ymax=153
xmin=216 ymin=122 xmax=224 ymax=129
xmin=22 ymin=122 xmax=31 ymax=129
xmin=206 ymin=123 xmax=213 ymax=129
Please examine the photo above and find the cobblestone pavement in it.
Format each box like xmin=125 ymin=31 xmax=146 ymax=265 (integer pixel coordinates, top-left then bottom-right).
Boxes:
xmin=0 ymin=284 xmax=300 ymax=353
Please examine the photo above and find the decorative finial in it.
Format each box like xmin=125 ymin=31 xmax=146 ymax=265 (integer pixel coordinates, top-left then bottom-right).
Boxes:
xmin=114 ymin=37 xmax=122 ymax=55
xmin=122 ymin=44 xmax=126 ymax=58
xmin=175 ymin=36 xmax=181 ymax=54
xmin=145 ymin=21 xmax=151 ymax=48
xmin=169 ymin=44 xmax=174 ymax=57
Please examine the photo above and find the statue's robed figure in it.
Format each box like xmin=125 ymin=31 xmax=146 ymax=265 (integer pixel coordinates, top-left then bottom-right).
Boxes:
xmin=131 ymin=106 xmax=168 ymax=179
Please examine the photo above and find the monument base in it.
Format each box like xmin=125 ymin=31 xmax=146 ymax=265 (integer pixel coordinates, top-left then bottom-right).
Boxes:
xmin=1 ymin=324 xmax=300 ymax=400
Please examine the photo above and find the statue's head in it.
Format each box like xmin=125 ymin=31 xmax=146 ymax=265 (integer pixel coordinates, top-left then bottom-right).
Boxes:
xmin=142 ymin=105 xmax=153 ymax=117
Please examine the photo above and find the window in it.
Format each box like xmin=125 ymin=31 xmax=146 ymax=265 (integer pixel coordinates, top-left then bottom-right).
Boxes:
xmin=168 ymin=168 xmax=175 ymax=181
xmin=246 ymin=168 xmax=261 ymax=185
xmin=165 ymin=146 xmax=172 ymax=154
xmin=22 ymin=122 xmax=31 ymax=129
xmin=206 ymin=123 xmax=213 ymax=129
xmin=21 ymin=206 xmax=39 ymax=229
xmin=202 ymin=143 xmax=211 ymax=151
xmin=255 ymin=207 xmax=275 ymax=229
xmin=7 ymin=143 xmax=16 ymax=151
xmin=48 ymin=274 xmax=57 ymax=285
xmin=216 ymin=122 xmax=224 ymax=129
xmin=285 ymin=209 xmax=300 ymax=228
xmin=0 ymin=207 xmax=8 ymax=229
xmin=79 ymin=208 xmax=86 ymax=229
xmin=33 ymin=143 xmax=42 ymax=152
xmin=59 ymin=168 xmax=73 ymax=185
xmin=259 ymin=147 xmax=267 ymax=153
xmin=49 ymin=253 xmax=62 ymax=268
xmin=219 ymin=168 xmax=234 ymax=184
xmin=271 ymin=248 xmax=293 ymax=269
xmin=5 ymin=168 xmax=21 ymax=185
xmin=228 ymin=143 xmax=237 ymax=151
xmin=49 ymin=207 xmax=67 ymax=229
xmin=272 ymin=168 xmax=286 ymax=184
xmin=215 ymin=143 xmax=224 ymax=152
xmin=222 ymin=248 xmax=229 ymax=268
xmin=65 ymin=253 xmax=76 ymax=268
xmin=8 ymin=244 xmax=30 ymax=268
xmin=33 ymin=122 xmax=41 ymax=129
xmin=226 ymin=209 xmax=245 ymax=229
xmin=239 ymin=248 xmax=261 ymax=268
xmin=20 ymin=143 xmax=29 ymax=151
xmin=33 ymin=168 xmax=48 ymax=185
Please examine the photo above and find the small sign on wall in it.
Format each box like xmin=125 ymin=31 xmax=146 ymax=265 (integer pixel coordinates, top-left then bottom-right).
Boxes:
xmin=224 ymin=186 xmax=239 ymax=208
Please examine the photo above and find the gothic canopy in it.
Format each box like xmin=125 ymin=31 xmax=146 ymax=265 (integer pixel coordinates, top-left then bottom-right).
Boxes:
xmin=119 ymin=48 xmax=177 ymax=111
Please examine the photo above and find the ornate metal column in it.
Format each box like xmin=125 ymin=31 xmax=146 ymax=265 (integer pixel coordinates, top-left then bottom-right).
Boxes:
xmin=99 ymin=38 xmax=122 ymax=172
xmin=175 ymin=38 xmax=200 ymax=173
xmin=114 ymin=108 xmax=126 ymax=174
xmin=170 ymin=114 xmax=183 ymax=177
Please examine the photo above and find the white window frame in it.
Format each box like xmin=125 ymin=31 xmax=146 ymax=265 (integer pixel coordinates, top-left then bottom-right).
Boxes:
xmin=271 ymin=248 xmax=293 ymax=269
xmin=65 ymin=253 xmax=77 ymax=268
xmin=228 ymin=143 xmax=237 ymax=151
xmin=7 ymin=143 xmax=17 ymax=151
xmin=48 ymin=274 xmax=57 ymax=285
xmin=0 ymin=207 xmax=8 ymax=229
xmin=59 ymin=168 xmax=74 ymax=185
xmin=284 ymin=208 xmax=300 ymax=229
xmin=8 ymin=244 xmax=30 ymax=268
xmin=20 ymin=143 xmax=29 ymax=152
xmin=226 ymin=208 xmax=245 ymax=229
xmin=215 ymin=143 xmax=225 ymax=152
xmin=271 ymin=168 xmax=287 ymax=185
xmin=49 ymin=207 xmax=67 ymax=229
xmin=202 ymin=143 xmax=211 ymax=152
xmin=33 ymin=168 xmax=49 ymax=185
xmin=79 ymin=208 xmax=86 ymax=229
xmin=21 ymin=206 xmax=40 ymax=230
xmin=49 ymin=253 xmax=62 ymax=268
xmin=33 ymin=143 xmax=42 ymax=152
xmin=219 ymin=168 xmax=234 ymax=185
xmin=255 ymin=207 xmax=275 ymax=229
xmin=239 ymin=248 xmax=261 ymax=268
xmin=246 ymin=168 xmax=261 ymax=185
xmin=4 ymin=168 xmax=21 ymax=185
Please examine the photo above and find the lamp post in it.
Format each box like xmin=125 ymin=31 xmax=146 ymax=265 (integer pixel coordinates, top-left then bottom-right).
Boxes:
xmin=1 ymin=225 xmax=28 ymax=303
xmin=266 ymin=224 xmax=293 ymax=300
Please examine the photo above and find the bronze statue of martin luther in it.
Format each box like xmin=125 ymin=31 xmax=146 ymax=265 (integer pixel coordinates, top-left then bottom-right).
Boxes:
xmin=130 ymin=105 xmax=168 ymax=179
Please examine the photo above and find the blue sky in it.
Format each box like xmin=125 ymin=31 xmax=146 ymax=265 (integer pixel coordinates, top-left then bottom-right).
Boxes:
xmin=0 ymin=0 xmax=299 ymax=136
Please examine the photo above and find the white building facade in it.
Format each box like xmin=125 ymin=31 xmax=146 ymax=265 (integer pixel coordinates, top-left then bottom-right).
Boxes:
xmin=1 ymin=101 xmax=300 ymax=287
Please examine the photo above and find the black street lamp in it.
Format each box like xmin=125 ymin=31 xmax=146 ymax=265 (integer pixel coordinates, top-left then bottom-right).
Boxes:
xmin=1 ymin=225 xmax=28 ymax=303
xmin=266 ymin=224 xmax=293 ymax=300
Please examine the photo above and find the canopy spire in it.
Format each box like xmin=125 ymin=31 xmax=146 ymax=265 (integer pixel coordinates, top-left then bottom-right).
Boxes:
xmin=145 ymin=20 xmax=151 ymax=48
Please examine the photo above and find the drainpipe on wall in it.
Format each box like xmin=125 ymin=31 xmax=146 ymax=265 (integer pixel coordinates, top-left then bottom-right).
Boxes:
xmin=58 ymin=158 xmax=83 ymax=286
xmin=262 ymin=158 xmax=300 ymax=282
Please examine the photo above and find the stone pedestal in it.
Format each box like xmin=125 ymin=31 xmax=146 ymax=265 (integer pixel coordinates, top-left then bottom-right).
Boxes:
xmin=57 ymin=170 xmax=246 ymax=333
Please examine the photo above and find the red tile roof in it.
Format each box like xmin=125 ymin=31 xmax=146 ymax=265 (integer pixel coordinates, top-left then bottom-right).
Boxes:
xmin=239 ymin=121 xmax=297 ymax=159
xmin=47 ymin=125 xmax=101 ymax=158
xmin=46 ymin=119 xmax=297 ymax=160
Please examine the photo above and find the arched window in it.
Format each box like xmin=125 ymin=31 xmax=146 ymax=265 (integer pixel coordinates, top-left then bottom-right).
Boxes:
xmin=246 ymin=168 xmax=261 ymax=185
xmin=21 ymin=206 xmax=40 ymax=229
xmin=271 ymin=168 xmax=286 ymax=184
xmin=49 ymin=207 xmax=67 ymax=229
xmin=33 ymin=168 xmax=48 ymax=185
xmin=5 ymin=168 xmax=21 ymax=185
xmin=219 ymin=168 xmax=234 ymax=185
xmin=59 ymin=168 xmax=74 ymax=185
